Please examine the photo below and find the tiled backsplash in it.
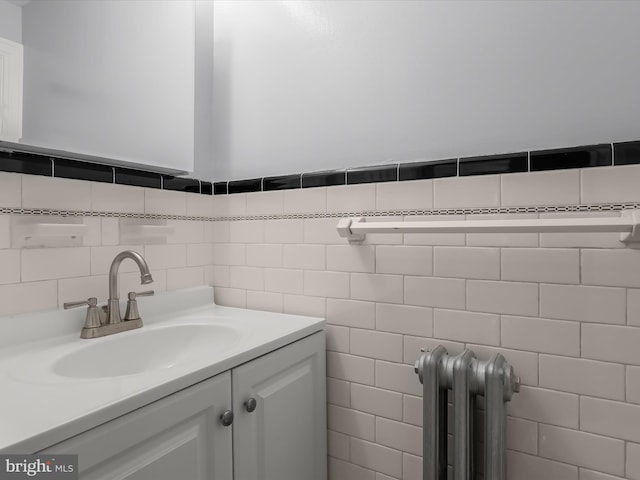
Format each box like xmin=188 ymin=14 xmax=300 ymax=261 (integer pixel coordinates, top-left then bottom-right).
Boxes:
xmin=3 ymin=158 xmax=640 ymax=479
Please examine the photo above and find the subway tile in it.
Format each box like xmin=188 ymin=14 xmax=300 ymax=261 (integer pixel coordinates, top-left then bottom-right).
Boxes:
xmin=229 ymin=266 xmax=264 ymax=291
xmin=0 ymin=250 xmax=19 ymax=284
xmin=283 ymin=187 xmax=326 ymax=214
xmin=582 ymin=249 xmax=640 ymax=288
xmin=403 ymin=335 xmax=465 ymax=366
xmin=433 ymin=174 xmax=500 ymax=208
xmin=166 ymin=266 xmax=205 ymax=291
xmin=376 ymin=245 xmax=432 ymax=276
xmin=186 ymin=192 xmax=213 ymax=217
xmin=376 ymin=303 xmax=433 ymax=337
xmin=434 ymin=246 xmax=500 ymax=280
xmin=466 ymin=213 xmax=539 ymax=248
xmin=405 ymin=276 xmax=465 ymax=309
xmin=627 ymin=289 xmax=640 ymax=327
xmin=99 ymin=216 xmax=119 ymax=245
xmin=327 ymin=405 xmax=375 ymax=441
xmin=540 ymin=284 xmax=626 ymax=324
xmin=0 ymin=280 xmax=58 ymax=316
xmin=350 ymin=437 xmax=402 ymax=478
xmin=0 ymin=172 xmax=21 ymax=207
xmin=245 ymin=290 xmax=283 ymax=313
xmin=54 ymin=158 xmax=112 ymax=183
xmin=502 ymin=315 xmax=579 ymax=356
xmin=283 ymin=294 xmax=326 ymax=317
xmin=361 ymin=215 xmax=404 ymax=246
xmin=302 ymin=170 xmax=345 ymax=189
xmin=375 ymin=360 xmax=422 ymax=396
xmin=350 ymin=329 xmax=403 ymax=362
xmin=186 ymin=243 xmax=213 ymax=266
xmin=263 ymin=174 xmax=301 ymax=191
xmin=91 ymin=182 xmax=144 ymax=213
xmin=459 ymin=152 xmax=527 ymax=176
xmin=0 ymin=215 xmax=11 ymax=248
xmin=402 ymin=453 xmax=422 ymax=480
xmin=326 ymin=184 xmax=376 ymax=213
xmin=144 ymin=244 xmax=187 ymax=270
xmin=209 ymin=265 xmax=230 ymax=287
xmin=264 ymin=268 xmax=303 ymax=295
xmin=228 ymin=178 xmax=261 ymax=194
xmin=200 ymin=182 xmax=212 ymax=195
xmin=539 ymin=355 xmax=624 ymax=400
xmin=375 ymin=417 xmax=422 ymax=456
xmin=627 ymin=443 xmax=640 ymax=480
xmin=328 ymin=457 xmax=374 ymax=480
xmin=464 ymin=344 xmax=539 ymax=387
xmin=229 ymin=220 xmax=264 ymax=243
xmin=161 ymin=176 xmax=199 ymax=193
xmin=208 ymin=221 xmax=229 ymax=243
xmin=58 ymin=275 xmax=108 ymax=305
xmin=327 ymin=430 xmax=350 ymax=461
xmin=245 ymin=190 xmax=283 ymax=215
xmin=283 ymin=244 xmax=325 ymax=270
xmin=502 ymin=248 xmax=580 ymax=284
xmin=23 ymin=175 xmax=91 ymax=211
xmin=213 ymin=194 xmax=245 ymax=217
xmin=213 ymin=181 xmax=227 ymax=195
xmin=213 ymin=287 xmax=246 ymax=308
xmin=263 ymin=219 xmax=304 ymax=244
xmin=351 ymin=273 xmax=403 ymax=304
xmin=582 ymin=324 xmax=640 ymax=365
xmin=114 ymin=167 xmax=161 ymax=189
xmin=613 ymin=140 xmax=640 ymax=165
xmin=403 ymin=215 xmax=466 ymax=246
xmin=539 ymin=211 xmax=624 ymax=249
xmin=89 ymin=245 xmax=141 ymax=275
xmin=166 ymin=220 xmax=205 ymax=244
xmin=580 ymin=469 xmax=625 ymax=480
xmin=581 ymin=397 xmax=640 ymax=443
xmin=507 ymin=451 xmax=578 ymax=480
xmin=0 ymin=151 xmax=51 ymax=177
xmin=304 ymin=270 xmax=350 ymax=298
xmin=403 ymin=395 xmax=422 ymax=427
xmin=327 ymin=352 xmax=375 ymax=385
xmin=507 ymin=417 xmax=538 ymax=455
xmin=303 ymin=217 xmax=344 ymax=244
xmin=245 ymin=244 xmax=283 ymax=268
xmin=467 ymin=280 xmax=538 ymax=316
xmin=434 ymin=309 xmax=500 ymax=346
xmin=530 ymin=144 xmax=611 ymax=171
xmin=375 ymin=179 xmax=433 ymax=211
xmin=501 ymin=169 xmax=579 ymax=207
xmin=212 ymin=243 xmax=246 ymax=266
xmin=350 ymin=384 xmax=403 ymax=421
xmin=347 ymin=165 xmax=397 ymax=185
xmin=508 ymin=386 xmax=579 ymax=429
xmin=581 ymin=164 xmax=640 ymax=204
xmin=398 ymin=159 xmax=457 ymax=181
xmin=327 ymin=245 xmax=375 ymax=273
xmin=119 ymin=269 xmax=166 ymax=298
xmin=21 ymin=247 xmax=90 ymax=281
xmin=326 ymin=325 xmax=350 ymax=353
xmin=144 ymin=188 xmax=187 ymax=216
xmin=628 ymin=367 xmax=640 ymax=404
xmin=327 ymin=378 xmax=350 ymax=407
xmin=326 ymin=298 xmax=375 ymax=329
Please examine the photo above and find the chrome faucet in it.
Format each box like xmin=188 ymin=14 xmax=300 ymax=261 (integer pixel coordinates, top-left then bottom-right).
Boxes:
xmin=64 ymin=250 xmax=155 ymax=339
xmin=107 ymin=250 xmax=153 ymax=324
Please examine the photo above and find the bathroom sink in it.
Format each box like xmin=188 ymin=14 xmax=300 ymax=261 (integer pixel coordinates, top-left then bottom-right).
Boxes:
xmin=51 ymin=324 xmax=242 ymax=379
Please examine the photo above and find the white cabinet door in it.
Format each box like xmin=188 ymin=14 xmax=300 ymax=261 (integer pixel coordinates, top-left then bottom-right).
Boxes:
xmin=232 ymin=332 xmax=327 ymax=480
xmin=41 ymin=372 xmax=233 ymax=480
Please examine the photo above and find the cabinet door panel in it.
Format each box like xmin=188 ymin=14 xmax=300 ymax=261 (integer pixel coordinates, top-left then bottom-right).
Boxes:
xmin=40 ymin=372 xmax=233 ymax=480
xmin=233 ymin=332 xmax=326 ymax=480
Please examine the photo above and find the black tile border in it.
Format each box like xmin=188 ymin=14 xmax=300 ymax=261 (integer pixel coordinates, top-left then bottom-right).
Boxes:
xmin=1 ymin=139 xmax=638 ymax=196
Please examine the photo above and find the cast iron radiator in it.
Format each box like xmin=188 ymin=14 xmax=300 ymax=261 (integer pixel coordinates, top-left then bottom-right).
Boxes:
xmin=414 ymin=345 xmax=520 ymax=480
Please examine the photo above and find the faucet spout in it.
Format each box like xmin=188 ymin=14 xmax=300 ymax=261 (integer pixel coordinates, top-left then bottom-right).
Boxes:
xmin=107 ymin=250 xmax=153 ymax=324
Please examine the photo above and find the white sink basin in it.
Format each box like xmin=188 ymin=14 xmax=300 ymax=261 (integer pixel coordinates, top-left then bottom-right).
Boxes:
xmin=51 ymin=324 xmax=242 ymax=379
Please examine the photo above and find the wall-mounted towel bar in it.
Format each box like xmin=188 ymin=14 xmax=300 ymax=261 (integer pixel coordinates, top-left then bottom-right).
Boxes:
xmin=336 ymin=210 xmax=640 ymax=245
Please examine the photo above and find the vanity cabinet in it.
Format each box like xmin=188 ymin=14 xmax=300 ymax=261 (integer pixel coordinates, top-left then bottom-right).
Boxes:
xmin=40 ymin=331 xmax=326 ymax=480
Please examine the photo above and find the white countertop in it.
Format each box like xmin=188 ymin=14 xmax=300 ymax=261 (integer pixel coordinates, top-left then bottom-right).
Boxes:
xmin=0 ymin=287 xmax=324 ymax=453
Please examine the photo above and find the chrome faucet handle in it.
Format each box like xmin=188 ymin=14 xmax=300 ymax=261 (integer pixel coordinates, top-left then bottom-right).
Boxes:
xmin=123 ymin=290 xmax=154 ymax=321
xmin=64 ymin=297 xmax=104 ymax=329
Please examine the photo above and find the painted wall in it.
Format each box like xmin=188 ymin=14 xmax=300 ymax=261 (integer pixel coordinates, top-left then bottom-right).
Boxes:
xmin=0 ymin=0 xmax=21 ymax=43
xmin=20 ymin=0 xmax=195 ymax=172
xmin=212 ymin=0 xmax=640 ymax=180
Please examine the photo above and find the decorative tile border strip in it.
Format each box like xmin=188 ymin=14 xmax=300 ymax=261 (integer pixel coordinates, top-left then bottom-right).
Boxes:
xmin=1 ymin=202 xmax=639 ymax=223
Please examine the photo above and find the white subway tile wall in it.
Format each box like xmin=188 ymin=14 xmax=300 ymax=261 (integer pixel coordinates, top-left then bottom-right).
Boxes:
xmin=3 ymin=165 xmax=640 ymax=479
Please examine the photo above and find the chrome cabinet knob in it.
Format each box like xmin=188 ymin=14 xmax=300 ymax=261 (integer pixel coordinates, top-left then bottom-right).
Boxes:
xmin=220 ymin=410 xmax=234 ymax=427
xmin=245 ymin=397 xmax=257 ymax=413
